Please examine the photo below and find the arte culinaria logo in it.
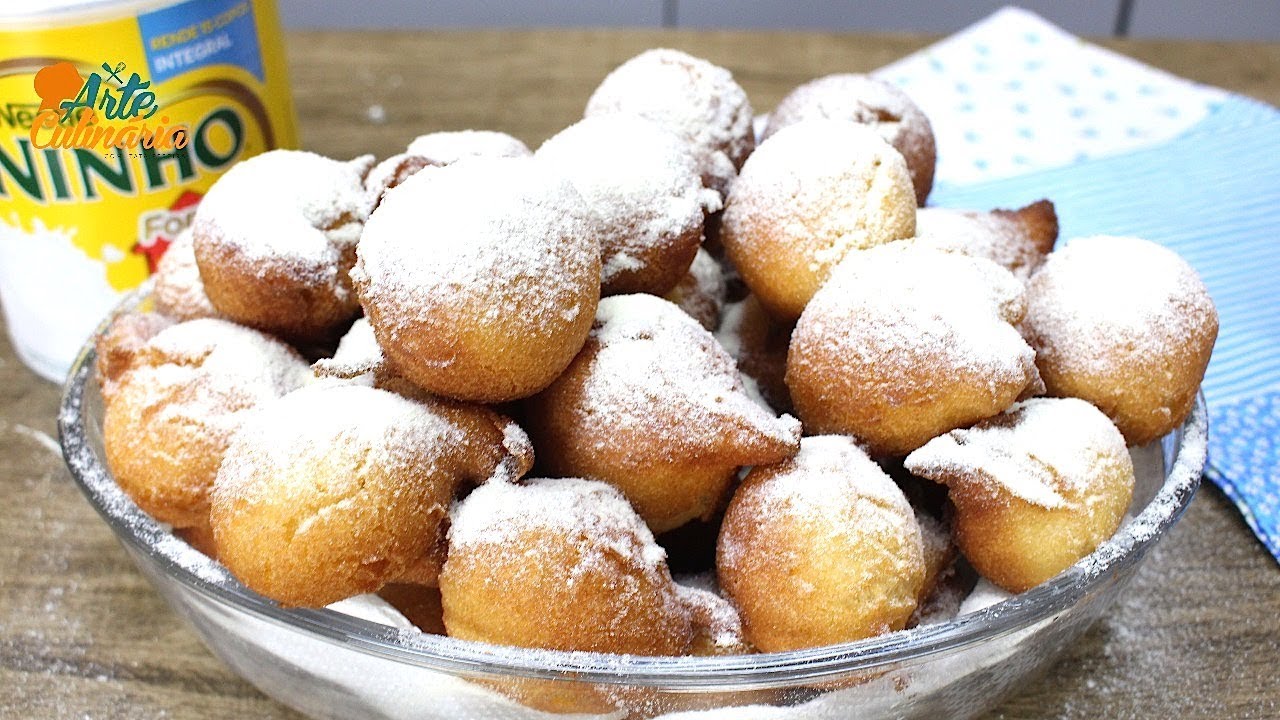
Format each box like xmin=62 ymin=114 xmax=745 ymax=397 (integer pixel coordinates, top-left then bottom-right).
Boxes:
xmin=29 ymin=60 xmax=191 ymax=152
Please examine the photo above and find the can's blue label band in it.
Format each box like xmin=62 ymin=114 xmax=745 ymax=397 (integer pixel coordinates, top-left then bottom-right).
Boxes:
xmin=138 ymin=0 xmax=264 ymax=83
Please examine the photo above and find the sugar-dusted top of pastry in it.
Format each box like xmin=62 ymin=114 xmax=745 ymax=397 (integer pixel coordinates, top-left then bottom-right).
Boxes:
xmin=723 ymin=119 xmax=916 ymax=272
xmin=405 ymin=129 xmax=531 ymax=166
xmin=193 ymin=150 xmax=373 ymax=284
xmin=913 ymin=201 xmax=1057 ymax=281
xmin=537 ymin=113 xmax=721 ymax=284
xmin=905 ymin=397 xmax=1134 ymax=509
xmin=214 ymin=384 xmax=469 ymax=507
xmin=800 ymin=243 xmax=1034 ymax=384
xmin=763 ymin=74 xmax=932 ymax=160
xmin=720 ymin=435 xmax=922 ymax=567
xmin=153 ymin=229 xmax=219 ymax=321
xmin=584 ymin=294 xmax=800 ymax=448
xmin=675 ymin=583 xmax=747 ymax=651
xmin=1024 ymin=235 xmax=1217 ymax=374
xmin=124 ymin=318 xmax=311 ymax=434
xmin=666 ymin=247 xmax=726 ymax=330
xmin=353 ymin=155 xmax=600 ymax=337
xmin=586 ymin=48 xmax=753 ymax=195
xmin=449 ymin=477 xmax=669 ymax=582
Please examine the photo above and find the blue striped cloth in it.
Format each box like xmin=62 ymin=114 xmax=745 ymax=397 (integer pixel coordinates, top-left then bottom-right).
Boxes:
xmin=931 ymin=94 xmax=1280 ymax=562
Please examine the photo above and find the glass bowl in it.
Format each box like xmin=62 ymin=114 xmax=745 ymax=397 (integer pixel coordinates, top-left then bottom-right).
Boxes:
xmin=57 ymin=289 xmax=1208 ymax=720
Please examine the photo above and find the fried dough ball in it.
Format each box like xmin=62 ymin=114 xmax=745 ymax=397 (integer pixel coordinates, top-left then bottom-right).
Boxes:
xmin=153 ymin=229 xmax=220 ymax=321
xmin=586 ymin=48 xmax=753 ymax=197
xmin=537 ymin=114 xmax=722 ymax=296
xmin=1022 ymin=236 xmax=1218 ymax=445
xmin=664 ymin=247 xmax=726 ymax=330
xmin=913 ymin=200 xmax=1059 ymax=281
xmin=193 ymin=150 xmax=374 ymax=344
xmin=524 ymin=294 xmax=802 ymax=533
xmin=353 ymin=156 xmax=601 ymax=403
xmin=763 ymin=74 xmax=936 ymax=205
xmin=905 ymin=397 xmax=1136 ymax=592
xmin=787 ymin=244 xmax=1042 ymax=456
xmin=676 ymin=582 xmax=753 ymax=656
xmin=210 ymin=384 xmax=534 ymax=607
xmin=364 ymin=130 xmax=532 ymax=206
xmin=102 ymin=319 xmax=311 ymax=529
xmin=716 ymin=294 xmax=794 ymax=414
xmin=441 ymin=477 xmax=696 ymax=655
xmin=721 ymin=120 xmax=917 ymax=319
xmin=718 ymin=436 xmax=926 ymax=651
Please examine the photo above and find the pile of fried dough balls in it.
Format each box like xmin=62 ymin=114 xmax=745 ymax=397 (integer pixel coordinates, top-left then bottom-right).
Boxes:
xmin=101 ymin=47 xmax=1217 ymax=679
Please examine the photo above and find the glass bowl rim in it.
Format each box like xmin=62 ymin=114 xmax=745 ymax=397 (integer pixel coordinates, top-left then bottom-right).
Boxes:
xmin=56 ymin=286 xmax=1208 ymax=689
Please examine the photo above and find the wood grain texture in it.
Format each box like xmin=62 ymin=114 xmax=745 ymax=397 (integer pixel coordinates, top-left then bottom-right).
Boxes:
xmin=2 ymin=29 xmax=1279 ymax=720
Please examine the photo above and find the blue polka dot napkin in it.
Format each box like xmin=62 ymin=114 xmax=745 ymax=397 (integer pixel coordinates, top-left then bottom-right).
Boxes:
xmin=869 ymin=7 xmax=1280 ymax=563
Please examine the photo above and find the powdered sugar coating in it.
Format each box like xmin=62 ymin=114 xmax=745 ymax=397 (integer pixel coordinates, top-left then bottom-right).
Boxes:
xmin=132 ymin=319 xmax=313 ymax=418
xmin=585 ymin=294 xmax=801 ymax=450
xmin=214 ymin=385 xmax=466 ymax=507
xmin=721 ymin=119 xmax=916 ymax=318
xmin=312 ymin=318 xmax=383 ymax=385
xmin=763 ymin=74 xmax=936 ymax=204
xmin=538 ymin=114 xmax=721 ymax=292
xmin=153 ymin=229 xmax=219 ymax=321
xmin=912 ymin=202 xmax=1057 ymax=281
xmin=664 ymin=247 xmax=725 ymax=330
xmin=586 ymin=49 xmax=753 ymax=196
xmin=1024 ymin=235 xmax=1216 ymax=377
xmin=905 ymin=397 xmax=1134 ymax=509
xmin=720 ymin=436 xmax=921 ymax=571
xmin=352 ymin=156 xmax=601 ymax=402
xmin=193 ymin=150 xmax=373 ymax=290
xmin=675 ymin=584 xmax=746 ymax=651
xmin=450 ymin=478 xmax=667 ymax=577
xmin=405 ymin=130 xmax=531 ymax=166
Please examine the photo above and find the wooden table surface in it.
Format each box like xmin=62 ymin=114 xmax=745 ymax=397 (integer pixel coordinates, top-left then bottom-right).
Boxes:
xmin=3 ymin=29 xmax=1279 ymax=720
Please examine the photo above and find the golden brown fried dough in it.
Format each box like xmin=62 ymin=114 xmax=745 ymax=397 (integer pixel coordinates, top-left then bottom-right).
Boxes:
xmin=787 ymin=244 xmax=1042 ymax=456
xmin=1022 ymin=235 xmax=1218 ymax=445
xmin=538 ymin=114 xmax=721 ymax=296
xmin=103 ymin=319 xmax=311 ymax=529
xmin=193 ymin=150 xmax=373 ymax=344
xmin=95 ymin=310 xmax=173 ymax=401
xmin=364 ymin=130 xmax=532 ymax=207
xmin=722 ymin=120 xmax=917 ymax=319
xmin=353 ymin=156 xmax=601 ymax=403
xmin=210 ymin=384 xmax=533 ymax=607
xmin=525 ymin=294 xmax=801 ymax=533
xmin=441 ymin=477 xmax=695 ymax=654
xmin=763 ymin=74 xmax=936 ymax=205
xmin=718 ymin=436 xmax=926 ymax=651
xmin=913 ymin=200 xmax=1058 ymax=280
xmin=905 ymin=397 xmax=1136 ymax=593
xmin=586 ymin=48 xmax=753 ymax=197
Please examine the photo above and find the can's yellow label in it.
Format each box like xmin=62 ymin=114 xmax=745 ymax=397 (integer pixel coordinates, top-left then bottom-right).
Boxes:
xmin=0 ymin=0 xmax=297 ymax=292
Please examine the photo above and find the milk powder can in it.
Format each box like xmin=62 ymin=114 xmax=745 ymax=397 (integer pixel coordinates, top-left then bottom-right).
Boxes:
xmin=0 ymin=0 xmax=298 ymax=381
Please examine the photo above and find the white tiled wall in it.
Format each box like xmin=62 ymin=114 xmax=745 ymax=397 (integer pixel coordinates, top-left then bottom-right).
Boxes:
xmin=277 ymin=0 xmax=1280 ymax=40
